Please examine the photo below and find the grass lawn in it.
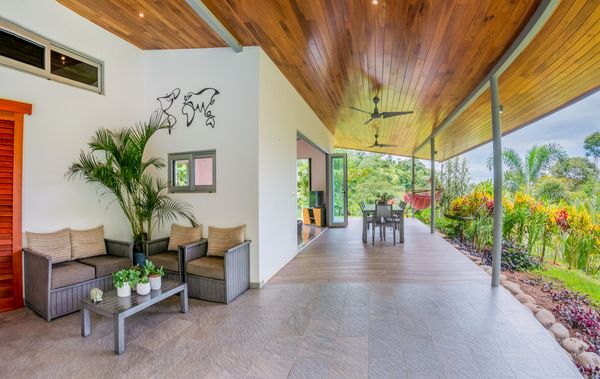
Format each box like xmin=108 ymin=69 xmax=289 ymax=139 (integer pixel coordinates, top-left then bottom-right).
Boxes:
xmin=533 ymin=264 xmax=600 ymax=305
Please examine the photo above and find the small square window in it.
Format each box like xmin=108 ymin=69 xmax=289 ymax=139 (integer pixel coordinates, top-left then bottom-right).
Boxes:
xmin=174 ymin=159 xmax=190 ymax=187
xmin=194 ymin=157 xmax=213 ymax=186
xmin=168 ymin=150 xmax=216 ymax=193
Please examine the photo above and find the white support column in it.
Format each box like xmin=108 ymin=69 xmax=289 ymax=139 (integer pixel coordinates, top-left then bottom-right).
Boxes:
xmin=490 ymin=76 xmax=503 ymax=287
xmin=430 ymin=138 xmax=435 ymax=234
xmin=411 ymin=155 xmax=416 ymax=218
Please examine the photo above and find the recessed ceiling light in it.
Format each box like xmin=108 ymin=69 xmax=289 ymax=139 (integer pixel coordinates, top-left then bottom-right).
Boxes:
xmin=138 ymin=12 xmax=144 ymax=18
xmin=372 ymin=0 xmax=378 ymax=4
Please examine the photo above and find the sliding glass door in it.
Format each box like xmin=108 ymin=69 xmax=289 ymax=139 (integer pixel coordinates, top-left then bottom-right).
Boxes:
xmin=328 ymin=153 xmax=348 ymax=227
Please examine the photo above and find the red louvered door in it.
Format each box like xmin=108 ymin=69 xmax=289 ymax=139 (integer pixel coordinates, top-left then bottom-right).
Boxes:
xmin=0 ymin=99 xmax=30 ymax=312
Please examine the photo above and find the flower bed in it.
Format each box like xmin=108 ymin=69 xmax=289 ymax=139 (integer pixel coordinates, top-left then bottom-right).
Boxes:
xmin=506 ymin=271 xmax=600 ymax=377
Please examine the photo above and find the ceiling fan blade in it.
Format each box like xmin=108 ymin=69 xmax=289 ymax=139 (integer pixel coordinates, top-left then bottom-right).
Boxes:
xmin=382 ymin=111 xmax=413 ymax=118
xmin=378 ymin=144 xmax=398 ymax=147
xmin=364 ymin=118 xmax=374 ymax=125
xmin=350 ymin=106 xmax=372 ymax=115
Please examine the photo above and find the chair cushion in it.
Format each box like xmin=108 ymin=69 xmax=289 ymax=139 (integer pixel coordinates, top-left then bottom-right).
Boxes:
xmin=78 ymin=255 xmax=131 ymax=278
xmin=51 ymin=261 xmax=95 ymax=289
xmin=207 ymin=225 xmax=246 ymax=257
xmin=186 ymin=256 xmax=224 ymax=280
xmin=168 ymin=224 xmax=202 ymax=251
xmin=26 ymin=228 xmax=72 ymax=264
xmin=149 ymin=251 xmax=179 ymax=272
xmin=70 ymin=226 xmax=106 ymax=260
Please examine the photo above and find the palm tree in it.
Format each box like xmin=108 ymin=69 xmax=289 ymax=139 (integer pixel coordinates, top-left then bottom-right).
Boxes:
xmin=584 ymin=131 xmax=600 ymax=210
xmin=66 ymin=110 xmax=197 ymax=248
xmin=487 ymin=143 xmax=566 ymax=193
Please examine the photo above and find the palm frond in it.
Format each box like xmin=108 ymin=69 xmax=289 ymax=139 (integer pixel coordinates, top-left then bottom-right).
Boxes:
xmin=67 ymin=111 xmax=196 ymax=242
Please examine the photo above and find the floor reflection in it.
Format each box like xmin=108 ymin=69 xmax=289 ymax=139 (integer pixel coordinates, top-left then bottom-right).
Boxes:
xmin=297 ymin=224 xmax=326 ymax=250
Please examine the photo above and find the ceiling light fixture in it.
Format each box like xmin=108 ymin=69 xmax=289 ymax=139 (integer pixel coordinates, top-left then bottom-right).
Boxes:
xmin=372 ymin=0 xmax=378 ymax=4
xmin=138 ymin=12 xmax=144 ymax=18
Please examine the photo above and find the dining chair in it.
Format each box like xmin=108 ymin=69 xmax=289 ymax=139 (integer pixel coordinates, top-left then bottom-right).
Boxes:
xmin=373 ymin=204 xmax=396 ymax=245
xmin=360 ymin=201 xmax=374 ymax=231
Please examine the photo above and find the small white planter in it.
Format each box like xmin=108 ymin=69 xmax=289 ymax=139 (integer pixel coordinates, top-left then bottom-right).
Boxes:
xmin=149 ymin=275 xmax=161 ymax=290
xmin=116 ymin=282 xmax=131 ymax=297
xmin=137 ymin=282 xmax=151 ymax=295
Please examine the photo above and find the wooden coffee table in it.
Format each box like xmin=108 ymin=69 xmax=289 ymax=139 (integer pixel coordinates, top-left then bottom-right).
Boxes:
xmin=81 ymin=280 xmax=188 ymax=354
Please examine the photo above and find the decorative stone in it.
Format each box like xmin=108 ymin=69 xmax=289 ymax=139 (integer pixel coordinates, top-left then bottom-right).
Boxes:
xmin=523 ymin=302 xmax=541 ymax=313
xmin=502 ymin=280 xmax=521 ymax=288
xmin=499 ymin=274 xmax=507 ymax=282
xmin=481 ymin=265 xmax=492 ymax=270
xmin=503 ymin=282 xmax=523 ymax=295
xmin=549 ymin=323 xmax=569 ymax=340
xmin=467 ymin=255 xmax=482 ymax=263
xmin=515 ymin=293 xmax=536 ymax=304
xmin=577 ymin=352 xmax=600 ymax=369
xmin=561 ymin=337 xmax=589 ymax=355
xmin=535 ymin=309 xmax=556 ymax=327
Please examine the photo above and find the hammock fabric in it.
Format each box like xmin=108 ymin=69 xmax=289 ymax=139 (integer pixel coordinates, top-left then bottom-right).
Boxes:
xmin=403 ymin=190 xmax=443 ymax=210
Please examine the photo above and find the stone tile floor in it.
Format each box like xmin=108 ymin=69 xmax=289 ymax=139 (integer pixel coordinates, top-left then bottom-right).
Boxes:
xmin=0 ymin=219 xmax=581 ymax=378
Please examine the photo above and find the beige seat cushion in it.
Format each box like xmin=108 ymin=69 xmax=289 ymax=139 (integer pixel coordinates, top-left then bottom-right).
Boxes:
xmin=168 ymin=224 xmax=202 ymax=251
xmin=51 ymin=261 xmax=95 ymax=289
xmin=78 ymin=255 xmax=130 ymax=278
xmin=26 ymin=228 xmax=72 ymax=264
xmin=187 ymin=256 xmax=224 ymax=280
xmin=149 ymin=251 xmax=179 ymax=272
xmin=207 ymin=225 xmax=246 ymax=257
xmin=71 ymin=226 xmax=106 ymax=260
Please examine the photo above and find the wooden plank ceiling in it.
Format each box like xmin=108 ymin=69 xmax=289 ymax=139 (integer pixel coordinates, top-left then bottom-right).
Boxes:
xmin=58 ymin=0 xmax=600 ymax=161
xmin=428 ymin=0 xmax=600 ymax=160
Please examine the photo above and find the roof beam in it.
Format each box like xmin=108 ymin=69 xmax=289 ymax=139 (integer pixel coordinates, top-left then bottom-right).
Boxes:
xmin=413 ymin=0 xmax=560 ymax=156
xmin=185 ymin=0 xmax=243 ymax=53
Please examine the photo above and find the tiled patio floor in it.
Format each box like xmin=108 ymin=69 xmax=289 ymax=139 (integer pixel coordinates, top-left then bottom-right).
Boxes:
xmin=0 ymin=218 xmax=580 ymax=378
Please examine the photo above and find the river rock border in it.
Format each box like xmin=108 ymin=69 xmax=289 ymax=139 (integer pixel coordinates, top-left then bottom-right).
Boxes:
xmin=453 ymin=244 xmax=600 ymax=375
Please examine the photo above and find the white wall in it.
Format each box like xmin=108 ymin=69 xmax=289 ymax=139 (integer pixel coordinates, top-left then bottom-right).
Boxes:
xmin=142 ymin=47 xmax=261 ymax=283
xmin=0 ymin=1 xmax=334 ymax=286
xmin=258 ymin=51 xmax=333 ymax=284
xmin=0 ymin=0 xmax=144 ymax=241
xmin=297 ymin=137 xmax=327 ymax=192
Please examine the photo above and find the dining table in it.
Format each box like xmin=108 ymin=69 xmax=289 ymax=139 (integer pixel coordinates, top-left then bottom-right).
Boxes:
xmin=361 ymin=205 xmax=405 ymax=244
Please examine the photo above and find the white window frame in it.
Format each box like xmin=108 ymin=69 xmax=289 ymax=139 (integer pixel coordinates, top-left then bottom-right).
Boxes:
xmin=0 ymin=17 xmax=104 ymax=94
xmin=168 ymin=150 xmax=217 ymax=193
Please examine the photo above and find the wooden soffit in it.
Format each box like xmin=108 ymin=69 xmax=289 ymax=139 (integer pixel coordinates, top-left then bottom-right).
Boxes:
xmin=56 ymin=1 xmax=600 ymax=160
xmin=426 ymin=0 xmax=600 ymax=161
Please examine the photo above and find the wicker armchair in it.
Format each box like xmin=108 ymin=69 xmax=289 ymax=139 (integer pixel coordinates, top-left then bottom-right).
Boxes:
xmin=143 ymin=238 xmax=204 ymax=282
xmin=181 ymin=239 xmax=250 ymax=304
xmin=24 ymin=239 xmax=132 ymax=321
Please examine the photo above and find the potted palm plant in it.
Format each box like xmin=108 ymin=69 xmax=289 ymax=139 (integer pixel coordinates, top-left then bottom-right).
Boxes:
xmin=66 ymin=110 xmax=197 ymax=259
xmin=144 ymin=259 xmax=165 ymax=290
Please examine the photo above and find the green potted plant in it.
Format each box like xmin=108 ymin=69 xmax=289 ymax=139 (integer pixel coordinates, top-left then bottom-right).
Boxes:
xmin=144 ymin=259 xmax=165 ymax=290
xmin=136 ymin=274 xmax=151 ymax=295
xmin=376 ymin=192 xmax=394 ymax=205
xmin=113 ymin=268 xmax=135 ymax=297
xmin=66 ymin=111 xmax=198 ymax=261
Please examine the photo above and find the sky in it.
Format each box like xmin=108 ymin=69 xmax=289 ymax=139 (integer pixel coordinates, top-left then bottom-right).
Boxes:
xmin=459 ymin=91 xmax=600 ymax=183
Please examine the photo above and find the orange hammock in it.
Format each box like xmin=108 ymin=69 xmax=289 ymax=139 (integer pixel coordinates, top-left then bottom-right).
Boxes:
xmin=403 ymin=189 xmax=443 ymax=210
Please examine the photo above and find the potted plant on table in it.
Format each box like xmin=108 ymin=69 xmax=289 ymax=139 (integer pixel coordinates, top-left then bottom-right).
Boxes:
xmin=66 ymin=110 xmax=198 ymax=263
xmin=113 ymin=268 xmax=135 ymax=297
xmin=376 ymin=192 xmax=395 ymax=205
xmin=135 ymin=274 xmax=151 ymax=295
xmin=144 ymin=259 xmax=165 ymax=290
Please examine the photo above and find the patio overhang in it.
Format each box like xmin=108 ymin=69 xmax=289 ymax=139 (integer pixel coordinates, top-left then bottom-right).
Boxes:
xmin=55 ymin=0 xmax=600 ymax=161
